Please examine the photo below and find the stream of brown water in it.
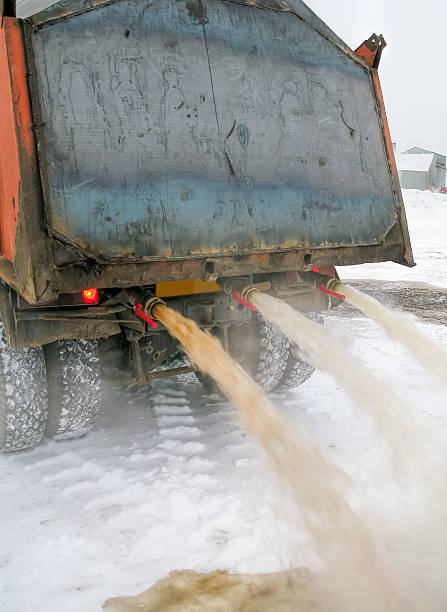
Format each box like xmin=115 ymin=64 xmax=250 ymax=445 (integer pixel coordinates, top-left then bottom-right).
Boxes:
xmin=339 ymin=283 xmax=447 ymax=385
xmin=251 ymin=292 xmax=423 ymax=472
xmin=148 ymin=303 xmax=407 ymax=612
xmin=251 ymin=291 xmax=447 ymax=610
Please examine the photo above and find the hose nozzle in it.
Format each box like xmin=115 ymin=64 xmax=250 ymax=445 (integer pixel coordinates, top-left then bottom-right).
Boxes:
xmin=321 ymin=277 xmax=342 ymax=293
xmin=240 ymin=282 xmax=271 ymax=302
xmin=142 ymin=295 xmax=166 ymax=320
xmin=128 ymin=289 xmax=166 ymax=327
xmin=317 ymin=277 xmax=345 ymax=300
xmin=223 ymin=280 xmax=271 ymax=311
xmin=299 ymin=271 xmax=345 ymax=300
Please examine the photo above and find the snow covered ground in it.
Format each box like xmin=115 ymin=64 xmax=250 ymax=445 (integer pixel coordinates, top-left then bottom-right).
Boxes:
xmin=1 ymin=189 xmax=447 ymax=611
xmin=342 ymin=189 xmax=447 ymax=288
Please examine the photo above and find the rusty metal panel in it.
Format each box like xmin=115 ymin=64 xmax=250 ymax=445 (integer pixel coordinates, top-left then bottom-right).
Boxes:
xmin=55 ymin=220 xmax=407 ymax=295
xmin=26 ymin=0 xmax=406 ymax=264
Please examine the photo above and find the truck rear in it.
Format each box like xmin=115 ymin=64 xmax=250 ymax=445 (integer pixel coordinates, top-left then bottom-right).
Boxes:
xmin=0 ymin=0 xmax=413 ymax=450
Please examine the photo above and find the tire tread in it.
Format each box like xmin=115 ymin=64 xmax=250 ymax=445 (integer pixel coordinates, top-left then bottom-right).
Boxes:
xmin=0 ymin=325 xmax=48 ymax=452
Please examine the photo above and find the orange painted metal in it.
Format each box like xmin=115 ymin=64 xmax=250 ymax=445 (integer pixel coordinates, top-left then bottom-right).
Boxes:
xmin=354 ymin=42 xmax=376 ymax=67
xmin=155 ymin=279 xmax=221 ymax=298
xmin=370 ymin=67 xmax=414 ymax=266
xmin=0 ymin=17 xmax=35 ymax=262
xmin=370 ymin=69 xmax=398 ymax=178
xmin=355 ymin=35 xmax=413 ymax=267
xmin=354 ymin=34 xmax=386 ymax=69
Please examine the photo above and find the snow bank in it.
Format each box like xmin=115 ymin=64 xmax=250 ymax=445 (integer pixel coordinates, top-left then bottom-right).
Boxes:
xmin=341 ymin=189 xmax=447 ymax=287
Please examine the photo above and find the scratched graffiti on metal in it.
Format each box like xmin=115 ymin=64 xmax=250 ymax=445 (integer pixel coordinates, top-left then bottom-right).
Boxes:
xmin=26 ymin=0 xmax=398 ymax=261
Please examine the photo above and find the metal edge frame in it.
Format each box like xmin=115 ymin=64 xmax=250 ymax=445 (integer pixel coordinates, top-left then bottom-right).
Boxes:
xmin=25 ymin=0 xmax=376 ymax=75
xmin=354 ymin=33 xmax=415 ymax=268
xmin=0 ymin=16 xmax=57 ymax=303
xmin=370 ymin=69 xmax=414 ymax=266
xmin=50 ymin=226 xmax=406 ymax=298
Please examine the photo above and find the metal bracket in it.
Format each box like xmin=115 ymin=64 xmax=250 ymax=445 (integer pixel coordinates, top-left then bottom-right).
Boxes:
xmin=134 ymin=303 xmax=158 ymax=329
xmin=355 ymin=33 xmax=387 ymax=69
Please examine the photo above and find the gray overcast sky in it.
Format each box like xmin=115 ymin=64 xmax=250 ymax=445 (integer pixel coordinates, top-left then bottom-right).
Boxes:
xmin=306 ymin=0 xmax=447 ymax=155
xmin=17 ymin=0 xmax=446 ymax=155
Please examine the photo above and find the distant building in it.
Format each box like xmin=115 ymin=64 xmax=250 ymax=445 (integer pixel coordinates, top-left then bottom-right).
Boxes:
xmin=397 ymin=147 xmax=446 ymax=190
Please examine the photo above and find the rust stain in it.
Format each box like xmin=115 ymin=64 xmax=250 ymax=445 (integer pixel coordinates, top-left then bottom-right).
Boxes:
xmin=55 ymin=236 xmax=405 ymax=297
xmin=249 ymin=253 xmax=270 ymax=265
xmin=185 ymin=0 xmax=208 ymax=24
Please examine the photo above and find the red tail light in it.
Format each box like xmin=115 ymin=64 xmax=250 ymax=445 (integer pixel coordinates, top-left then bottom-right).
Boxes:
xmin=82 ymin=288 xmax=98 ymax=304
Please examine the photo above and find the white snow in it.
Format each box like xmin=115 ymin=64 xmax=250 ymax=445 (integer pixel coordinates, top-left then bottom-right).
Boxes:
xmin=341 ymin=189 xmax=447 ymax=288
xmin=1 ymin=188 xmax=447 ymax=611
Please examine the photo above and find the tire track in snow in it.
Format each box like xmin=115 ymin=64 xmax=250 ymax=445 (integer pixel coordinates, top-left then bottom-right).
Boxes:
xmin=0 ymin=377 xmax=287 ymax=612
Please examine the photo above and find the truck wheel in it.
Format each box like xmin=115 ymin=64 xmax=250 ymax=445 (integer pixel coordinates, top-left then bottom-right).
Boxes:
xmin=276 ymin=313 xmax=323 ymax=391
xmin=250 ymin=316 xmax=289 ymax=392
xmin=44 ymin=339 xmax=102 ymax=440
xmin=99 ymin=335 xmax=130 ymax=384
xmin=0 ymin=325 xmax=48 ymax=452
xmin=197 ymin=316 xmax=289 ymax=394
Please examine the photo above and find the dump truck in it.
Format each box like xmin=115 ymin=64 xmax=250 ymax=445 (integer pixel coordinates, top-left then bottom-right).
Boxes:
xmin=0 ymin=0 xmax=413 ymax=451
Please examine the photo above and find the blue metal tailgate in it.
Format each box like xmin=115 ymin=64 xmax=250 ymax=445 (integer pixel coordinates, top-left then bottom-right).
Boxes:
xmin=26 ymin=0 xmax=405 ymax=262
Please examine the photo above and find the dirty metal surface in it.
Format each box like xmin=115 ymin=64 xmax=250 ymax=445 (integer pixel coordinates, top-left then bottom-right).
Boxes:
xmin=0 ymin=17 xmax=55 ymax=303
xmin=26 ymin=0 xmax=401 ymax=263
xmin=55 ymin=225 xmax=406 ymax=295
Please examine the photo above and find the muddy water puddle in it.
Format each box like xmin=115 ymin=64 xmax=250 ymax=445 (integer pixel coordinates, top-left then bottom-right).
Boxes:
xmin=103 ymin=568 xmax=326 ymax=611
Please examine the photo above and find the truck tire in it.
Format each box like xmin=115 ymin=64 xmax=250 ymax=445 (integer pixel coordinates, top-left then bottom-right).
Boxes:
xmin=276 ymin=312 xmax=323 ymax=391
xmin=197 ymin=316 xmax=289 ymax=394
xmin=0 ymin=324 xmax=48 ymax=452
xmin=251 ymin=316 xmax=289 ymax=392
xmin=44 ymin=339 xmax=102 ymax=440
xmin=99 ymin=335 xmax=130 ymax=384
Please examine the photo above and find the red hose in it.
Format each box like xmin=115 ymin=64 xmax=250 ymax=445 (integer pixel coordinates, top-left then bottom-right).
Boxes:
xmin=317 ymin=285 xmax=346 ymax=300
xmin=231 ymin=290 xmax=257 ymax=311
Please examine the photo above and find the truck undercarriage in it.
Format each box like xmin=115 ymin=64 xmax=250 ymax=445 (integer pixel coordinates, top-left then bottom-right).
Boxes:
xmin=0 ymin=0 xmax=413 ymax=451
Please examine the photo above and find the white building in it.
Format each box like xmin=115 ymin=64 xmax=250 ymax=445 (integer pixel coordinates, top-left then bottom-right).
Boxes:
xmin=397 ymin=147 xmax=446 ymax=190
